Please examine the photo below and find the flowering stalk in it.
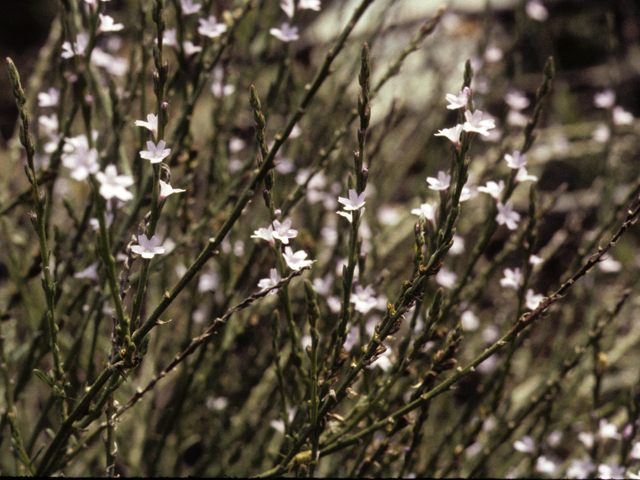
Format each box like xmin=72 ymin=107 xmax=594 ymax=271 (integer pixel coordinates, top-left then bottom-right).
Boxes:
xmin=329 ymin=43 xmax=371 ymax=377
xmin=6 ymin=58 xmax=67 ymax=418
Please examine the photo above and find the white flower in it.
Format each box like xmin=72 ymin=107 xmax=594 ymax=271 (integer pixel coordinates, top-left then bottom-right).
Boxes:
xmin=505 ymin=91 xmax=530 ymax=110
xmin=484 ymin=46 xmax=503 ymax=63
xmin=445 ymin=87 xmax=471 ymax=110
xmin=280 ymin=0 xmax=294 ymax=18
xmin=198 ymin=16 xmax=227 ymax=38
xmin=507 ymin=109 xmax=529 ymax=127
xmin=38 ymin=88 xmax=60 ymax=108
xmin=283 ymin=246 xmax=313 ymax=270
xmin=163 ymin=28 xmax=177 ymax=48
xmin=436 ymin=267 xmax=457 ymax=288
xmin=434 ymin=124 xmax=464 ymax=146
xmin=597 ymin=462 xmax=625 ymax=479
xmin=535 ymin=456 xmax=557 ymax=475
xmin=38 ymin=114 xmax=58 ymax=137
xmin=159 ymin=180 xmax=186 ymax=200
xmin=477 ymin=180 xmax=504 ymax=200
xmin=411 ymin=202 xmax=437 ymax=222
xmin=594 ymin=89 xmax=616 ymax=109
xmin=496 ymin=202 xmax=521 ymax=230
xmin=338 ymin=189 xmax=366 ymax=211
xmin=140 ymin=140 xmax=170 ymax=164
xmin=96 ymin=165 xmax=134 ymax=202
xmin=351 ymin=284 xmax=378 ymax=314
xmin=630 ymin=441 xmax=640 ymax=460
xmin=598 ymin=418 xmax=620 ymax=440
xmin=505 ymin=150 xmax=527 ymax=169
xmin=270 ymin=22 xmax=300 ymax=42
xmin=131 ymin=234 xmax=166 ymax=259
xmin=134 ymin=114 xmax=158 ymax=137
xmin=63 ymin=146 xmax=100 ymax=181
xmin=515 ymin=167 xmax=538 ymax=183
xmin=462 ymin=110 xmax=496 ymax=136
xmin=566 ymin=458 xmax=595 ymax=479
xmin=258 ymin=268 xmax=282 ymax=294
xmin=613 ymin=105 xmax=634 ymax=125
xmin=529 ymin=254 xmax=544 ymax=266
xmin=98 ymin=14 xmax=124 ymax=33
xmin=251 ymin=225 xmax=275 ymax=244
xmin=500 ymin=268 xmax=522 ymax=290
xmin=299 ymin=0 xmax=321 ymax=11
xmin=525 ymin=289 xmax=544 ymax=310
xmin=592 ymin=123 xmax=611 ymax=143
xmin=525 ymin=0 xmax=548 ymax=21
xmin=61 ymin=33 xmax=88 ymax=58
xmin=180 ymin=0 xmax=201 ymax=15
xmin=91 ymin=48 xmax=127 ymax=76
xmin=74 ymin=263 xmax=99 ymax=281
xmin=211 ymin=67 xmax=235 ymax=97
xmin=426 ymin=171 xmax=451 ymax=191
xmin=450 ymin=235 xmax=465 ymax=255
xmin=272 ymin=219 xmax=298 ymax=244
xmin=460 ymin=310 xmax=479 ymax=331
xmin=513 ymin=435 xmax=536 ymax=453
xmin=459 ymin=186 xmax=473 ymax=202
xmin=182 ymin=40 xmax=202 ymax=56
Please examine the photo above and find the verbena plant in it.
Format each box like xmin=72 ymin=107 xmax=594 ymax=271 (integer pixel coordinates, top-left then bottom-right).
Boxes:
xmin=2 ymin=0 xmax=640 ymax=477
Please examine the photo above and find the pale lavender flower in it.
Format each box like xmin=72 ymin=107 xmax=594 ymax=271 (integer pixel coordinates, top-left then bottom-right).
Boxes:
xmin=98 ymin=13 xmax=124 ymax=33
xmin=140 ymin=140 xmax=170 ymax=164
xmin=338 ymin=189 xmax=366 ymax=211
xmin=436 ymin=267 xmax=457 ymax=289
xmin=477 ymin=180 xmax=504 ymax=200
xmin=411 ymin=202 xmax=437 ymax=222
xmin=504 ymin=150 xmax=527 ymax=170
xmin=594 ymin=89 xmax=615 ymax=109
xmin=351 ymin=284 xmax=378 ymax=314
xmin=507 ymin=109 xmax=529 ymax=127
xmin=258 ymin=268 xmax=282 ymax=294
xmin=180 ymin=0 xmax=201 ymax=15
xmin=514 ymin=436 xmax=536 ymax=454
xmin=630 ymin=441 xmax=640 ymax=460
xmin=272 ymin=219 xmax=298 ymax=244
xmin=280 ymin=0 xmax=294 ymax=18
xmin=74 ymin=263 xmax=99 ymax=281
xmin=500 ymin=268 xmax=522 ymax=290
xmin=63 ymin=146 xmax=100 ymax=181
xmin=460 ymin=310 xmax=479 ymax=331
xmin=135 ymin=114 xmax=158 ymax=137
xmin=566 ymin=458 xmax=595 ymax=479
xmin=613 ymin=106 xmax=634 ymax=125
xmin=131 ymin=234 xmax=166 ymax=259
xmin=535 ymin=456 xmax=557 ymax=475
xmin=38 ymin=88 xmax=60 ymax=108
xmin=427 ymin=171 xmax=451 ymax=191
xmin=91 ymin=48 xmax=127 ymax=76
xmin=445 ymin=87 xmax=471 ymax=110
xmin=159 ymin=180 xmax=186 ymax=200
xmin=198 ymin=16 xmax=227 ymax=38
xmin=484 ymin=46 xmax=503 ymax=63
xmin=526 ymin=0 xmax=548 ymax=21
xmin=61 ymin=33 xmax=88 ymax=58
xmin=462 ymin=110 xmax=496 ymax=136
xmin=283 ymin=246 xmax=313 ymax=270
xmin=530 ymin=254 xmax=544 ymax=266
xmin=163 ymin=28 xmax=178 ymax=48
xmin=598 ymin=418 xmax=621 ymax=440
xmin=270 ymin=22 xmax=299 ymax=42
xmin=182 ymin=40 xmax=202 ymax=56
xmin=592 ymin=123 xmax=611 ymax=143
xmin=96 ymin=165 xmax=134 ymax=202
xmin=251 ymin=225 xmax=275 ymax=244
xmin=299 ymin=0 xmax=321 ymax=10
xmin=505 ymin=91 xmax=530 ymax=110
xmin=597 ymin=462 xmax=625 ymax=479
xmin=525 ymin=289 xmax=544 ymax=310
xmin=434 ymin=124 xmax=464 ymax=147
xmin=515 ymin=167 xmax=538 ymax=183
xmin=496 ymin=202 xmax=521 ymax=230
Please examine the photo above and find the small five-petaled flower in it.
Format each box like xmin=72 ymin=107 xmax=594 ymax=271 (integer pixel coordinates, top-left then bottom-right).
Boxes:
xmin=131 ymin=234 xmax=166 ymax=259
